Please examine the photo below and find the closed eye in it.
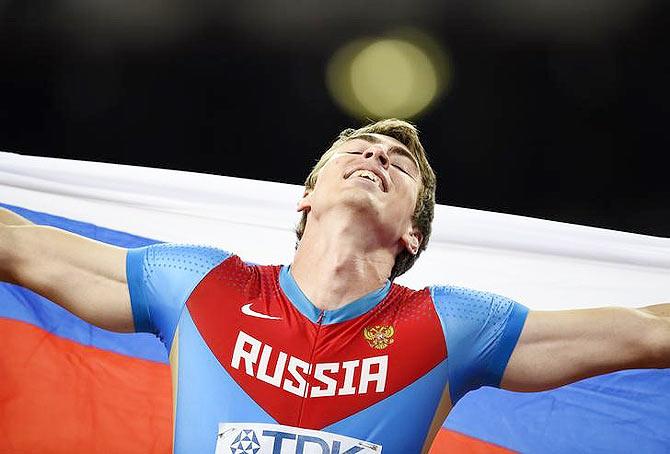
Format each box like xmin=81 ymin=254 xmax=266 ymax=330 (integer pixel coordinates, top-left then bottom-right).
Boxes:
xmin=392 ymin=164 xmax=409 ymax=175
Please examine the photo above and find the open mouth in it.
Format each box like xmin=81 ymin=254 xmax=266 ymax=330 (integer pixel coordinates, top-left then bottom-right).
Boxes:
xmin=346 ymin=169 xmax=386 ymax=192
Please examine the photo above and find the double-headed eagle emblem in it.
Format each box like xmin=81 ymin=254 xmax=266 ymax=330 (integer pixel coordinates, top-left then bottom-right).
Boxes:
xmin=363 ymin=325 xmax=395 ymax=350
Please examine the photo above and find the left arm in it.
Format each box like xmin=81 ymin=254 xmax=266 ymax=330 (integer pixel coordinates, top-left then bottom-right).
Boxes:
xmin=501 ymin=304 xmax=670 ymax=392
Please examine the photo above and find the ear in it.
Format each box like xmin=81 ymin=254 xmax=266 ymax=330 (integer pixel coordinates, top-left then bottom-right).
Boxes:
xmin=400 ymin=225 xmax=423 ymax=256
xmin=296 ymin=189 xmax=312 ymax=213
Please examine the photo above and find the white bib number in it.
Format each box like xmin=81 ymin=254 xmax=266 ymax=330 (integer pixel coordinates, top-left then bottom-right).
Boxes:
xmin=215 ymin=423 xmax=382 ymax=454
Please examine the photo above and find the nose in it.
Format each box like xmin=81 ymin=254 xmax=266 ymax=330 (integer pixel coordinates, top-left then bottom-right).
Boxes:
xmin=363 ymin=145 xmax=389 ymax=169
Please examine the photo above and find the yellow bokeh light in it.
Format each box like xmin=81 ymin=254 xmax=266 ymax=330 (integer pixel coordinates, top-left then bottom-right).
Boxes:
xmin=327 ymin=32 xmax=450 ymax=120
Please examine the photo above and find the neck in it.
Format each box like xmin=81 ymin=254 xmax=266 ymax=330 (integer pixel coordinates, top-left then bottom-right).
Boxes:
xmin=290 ymin=210 xmax=397 ymax=312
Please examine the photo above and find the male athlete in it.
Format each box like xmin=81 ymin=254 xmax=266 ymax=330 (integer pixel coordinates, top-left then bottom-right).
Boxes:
xmin=1 ymin=119 xmax=669 ymax=453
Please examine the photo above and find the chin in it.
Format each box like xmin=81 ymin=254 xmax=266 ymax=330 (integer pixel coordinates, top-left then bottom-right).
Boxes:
xmin=336 ymin=190 xmax=383 ymax=216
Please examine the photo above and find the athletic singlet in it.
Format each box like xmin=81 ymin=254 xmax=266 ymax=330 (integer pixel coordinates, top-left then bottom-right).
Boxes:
xmin=126 ymin=244 xmax=529 ymax=453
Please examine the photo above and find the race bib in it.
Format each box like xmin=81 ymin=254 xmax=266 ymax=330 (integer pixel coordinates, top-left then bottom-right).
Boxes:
xmin=215 ymin=423 xmax=382 ymax=454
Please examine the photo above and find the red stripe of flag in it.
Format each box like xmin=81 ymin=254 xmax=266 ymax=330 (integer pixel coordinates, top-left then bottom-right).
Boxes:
xmin=0 ymin=318 xmax=172 ymax=453
xmin=430 ymin=427 xmax=515 ymax=453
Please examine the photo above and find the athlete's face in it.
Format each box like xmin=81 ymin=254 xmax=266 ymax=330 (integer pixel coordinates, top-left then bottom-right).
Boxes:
xmin=298 ymin=133 xmax=423 ymax=255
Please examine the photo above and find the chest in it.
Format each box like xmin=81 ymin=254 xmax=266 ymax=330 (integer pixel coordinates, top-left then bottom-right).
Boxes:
xmin=185 ymin=265 xmax=447 ymax=429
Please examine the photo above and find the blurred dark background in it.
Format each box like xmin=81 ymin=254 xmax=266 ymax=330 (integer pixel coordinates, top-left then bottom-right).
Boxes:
xmin=1 ymin=0 xmax=668 ymax=236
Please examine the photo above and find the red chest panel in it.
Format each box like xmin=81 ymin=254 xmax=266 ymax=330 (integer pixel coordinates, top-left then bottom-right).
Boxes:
xmin=186 ymin=256 xmax=447 ymax=429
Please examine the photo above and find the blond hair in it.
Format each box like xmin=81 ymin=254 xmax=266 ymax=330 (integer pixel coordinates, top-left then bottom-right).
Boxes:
xmin=296 ymin=119 xmax=436 ymax=280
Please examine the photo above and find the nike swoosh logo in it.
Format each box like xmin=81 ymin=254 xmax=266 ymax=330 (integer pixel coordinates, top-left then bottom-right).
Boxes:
xmin=241 ymin=303 xmax=282 ymax=320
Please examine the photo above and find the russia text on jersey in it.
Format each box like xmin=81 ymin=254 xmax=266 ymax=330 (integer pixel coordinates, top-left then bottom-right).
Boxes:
xmin=232 ymin=331 xmax=388 ymax=398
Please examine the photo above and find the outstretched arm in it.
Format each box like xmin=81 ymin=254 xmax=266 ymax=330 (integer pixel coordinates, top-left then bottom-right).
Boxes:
xmin=0 ymin=208 xmax=133 ymax=332
xmin=501 ymin=304 xmax=670 ymax=392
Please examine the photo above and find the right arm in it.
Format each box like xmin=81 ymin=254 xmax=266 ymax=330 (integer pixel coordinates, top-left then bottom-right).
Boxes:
xmin=0 ymin=208 xmax=133 ymax=332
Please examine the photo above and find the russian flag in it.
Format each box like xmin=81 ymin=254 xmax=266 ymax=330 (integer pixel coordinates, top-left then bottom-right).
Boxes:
xmin=1 ymin=152 xmax=668 ymax=453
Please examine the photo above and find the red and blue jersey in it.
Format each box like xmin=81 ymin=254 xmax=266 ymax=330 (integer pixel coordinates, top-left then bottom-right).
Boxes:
xmin=126 ymin=244 xmax=529 ymax=453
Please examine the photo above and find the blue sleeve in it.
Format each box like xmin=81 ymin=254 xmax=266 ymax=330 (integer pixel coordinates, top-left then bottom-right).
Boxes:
xmin=125 ymin=243 xmax=231 ymax=350
xmin=430 ymin=285 xmax=529 ymax=405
